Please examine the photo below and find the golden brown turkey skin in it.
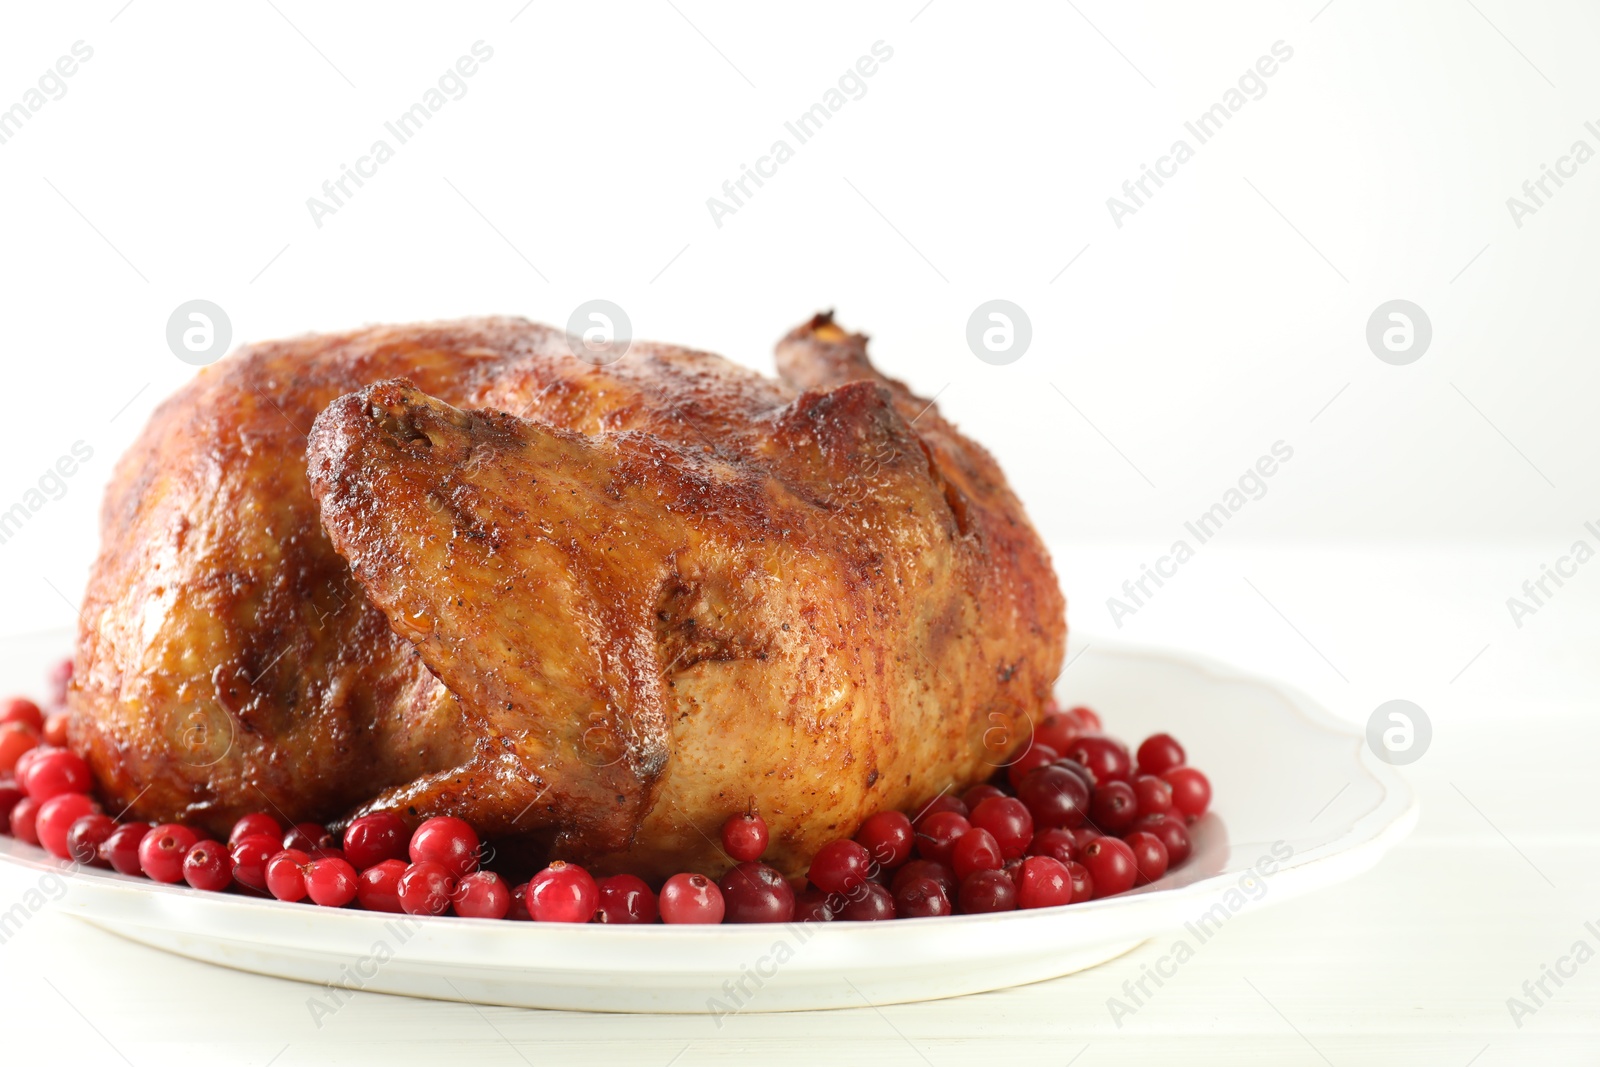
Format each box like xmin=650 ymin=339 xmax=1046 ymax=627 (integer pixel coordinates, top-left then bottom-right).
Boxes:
xmin=69 ymin=315 xmax=1065 ymax=878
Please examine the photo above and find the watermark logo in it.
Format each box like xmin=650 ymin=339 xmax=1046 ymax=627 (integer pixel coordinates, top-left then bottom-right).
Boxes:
xmin=1365 ymin=699 xmax=1430 ymax=765
xmin=166 ymin=300 xmax=232 ymax=366
xmin=565 ymin=300 xmax=632 ymax=366
xmin=1506 ymin=919 xmax=1600 ymax=1029
xmin=1365 ymin=300 xmax=1431 ymax=365
xmin=965 ymin=300 xmax=1031 ymax=366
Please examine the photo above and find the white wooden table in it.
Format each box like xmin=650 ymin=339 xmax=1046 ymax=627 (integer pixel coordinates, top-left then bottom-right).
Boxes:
xmin=4 ymin=546 xmax=1596 ymax=1065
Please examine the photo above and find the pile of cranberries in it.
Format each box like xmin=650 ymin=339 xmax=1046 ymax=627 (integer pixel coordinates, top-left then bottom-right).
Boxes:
xmin=1 ymin=673 xmax=1210 ymax=923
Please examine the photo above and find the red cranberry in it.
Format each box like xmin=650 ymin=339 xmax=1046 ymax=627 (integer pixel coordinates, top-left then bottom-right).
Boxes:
xmin=183 ymin=840 xmax=233 ymax=892
xmin=855 ymin=810 xmax=915 ymax=870
xmin=102 ymin=822 xmax=149 ymax=875
xmin=914 ymin=794 xmax=968 ymax=821
xmin=951 ymin=827 xmax=1003 ymax=881
xmin=1163 ymin=767 xmax=1211 ymax=819
xmin=1132 ymin=775 xmax=1173 ymax=817
xmin=1016 ymin=855 xmax=1074 ymax=909
xmin=893 ymin=876 xmax=952 ymax=918
xmin=1053 ymin=757 xmax=1097 ymax=791
xmin=408 ymin=816 xmax=479 ymax=878
xmin=1134 ymin=813 xmax=1192 ymax=866
xmin=283 ymin=822 xmax=333 ymax=853
xmin=1063 ymin=735 xmax=1131 ymax=783
xmin=594 ymin=873 xmax=658 ymax=924
xmin=0 ymin=723 xmax=38 ymax=776
xmin=35 ymin=792 xmax=98 ymax=858
xmin=1068 ymin=827 xmax=1102 ymax=851
xmin=0 ymin=779 xmax=23 ymax=832
xmin=20 ymin=748 xmax=92 ymax=802
xmin=229 ymin=834 xmax=280 ymax=892
xmin=507 ymin=882 xmax=532 ymax=921
xmin=0 ymin=697 xmax=44 ymax=733
xmin=913 ymin=811 xmax=970 ymax=867
xmin=659 ymin=872 xmax=725 ymax=924
xmin=890 ymin=859 xmax=957 ymax=899
xmin=42 ymin=714 xmax=68 ymax=749
xmin=397 ymin=860 xmax=455 ymax=915
xmin=1089 ymin=781 xmax=1139 ymax=836
xmin=807 ymin=839 xmax=871 ymax=896
xmin=66 ymin=813 xmax=116 ymax=866
xmin=356 ymin=859 xmax=408 ymax=913
xmin=1124 ymin=831 xmax=1170 ymax=885
xmin=1081 ymin=836 xmax=1137 ymax=897
xmin=969 ymin=797 xmax=1033 ymax=859
xmin=1067 ymin=706 xmax=1102 ymax=732
xmin=1065 ymin=860 xmax=1094 ymax=902
xmin=1005 ymin=742 xmax=1060 ymax=791
xmin=343 ymin=812 xmax=410 ymax=870
xmin=721 ymin=812 xmax=769 ymax=863
xmin=452 ymin=871 xmax=511 ymax=919
xmin=961 ymin=783 xmax=1007 ymax=810
xmin=227 ymin=813 xmax=281 ymax=849
xmin=1034 ymin=712 xmax=1082 ymax=754
xmin=1136 ymin=733 xmax=1186 ymax=777
xmin=265 ymin=849 xmax=312 ymax=901
xmin=958 ymin=868 xmax=1017 ymax=913
xmin=719 ymin=862 xmax=795 ymax=923
xmin=1027 ymin=827 xmax=1078 ymax=864
xmin=526 ymin=861 xmax=599 ymax=923
xmin=306 ymin=857 xmax=360 ymax=907
xmin=794 ymin=886 xmax=836 ymax=922
xmin=12 ymin=743 xmax=48 ymax=784
xmin=1016 ymin=764 xmax=1090 ymax=829
xmin=140 ymin=824 xmax=200 ymax=883
xmin=839 ymin=881 xmax=896 ymax=921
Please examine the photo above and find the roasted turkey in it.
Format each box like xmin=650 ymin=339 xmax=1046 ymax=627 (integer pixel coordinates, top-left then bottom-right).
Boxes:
xmin=68 ymin=315 xmax=1064 ymax=878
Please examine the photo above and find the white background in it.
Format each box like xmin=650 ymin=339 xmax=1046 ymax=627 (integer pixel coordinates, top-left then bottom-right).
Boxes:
xmin=1 ymin=1 xmax=1597 ymax=1063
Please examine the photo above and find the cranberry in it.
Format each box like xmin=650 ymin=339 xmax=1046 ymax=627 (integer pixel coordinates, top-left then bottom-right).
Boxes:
xmin=594 ymin=873 xmax=659 ymax=924
xmin=913 ymin=811 xmax=970 ymax=867
xmin=1068 ymin=827 xmax=1102 ymax=851
xmin=526 ymin=861 xmax=599 ymax=923
xmin=851 ymin=811 xmax=911 ymax=870
xmin=229 ymin=834 xmax=280 ymax=892
xmin=102 ymin=822 xmax=149 ymax=875
xmin=342 ymin=811 xmax=409 ymax=870
xmin=1081 ymin=836 xmax=1137 ymax=898
xmin=356 ymin=859 xmax=408 ymax=913
xmin=1053 ymin=757 xmax=1097 ymax=792
xmin=969 ymin=797 xmax=1033 ymax=859
xmin=1136 ymin=733 xmax=1186 ymax=776
xmin=659 ymin=872 xmax=725 ymax=924
xmin=228 ymin=813 xmax=281 ymax=849
xmin=12 ymin=743 xmax=48 ymax=784
xmin=35 ymin=793 xmax=98 ymax=858
xmin=1124 ymin=831 xmax=1170 ymax=885
xmin=1034 ymin=712 xmax=1082 ymax=754
xmin=506 ymin=883 xmax=532 ymax=921
xmin=951 ymin=827 xmax=1003 ymax=881
xmin=794 ymin=886 xmax=836 ymax=922
xmin=1164 ymin=767 xmax=1211 ymax=819
xmin=451 ymin=871 xmax=511 ymax=919
xmin=306 ymin=857 xmax=359 ymax=907
xmin=183 ymin=840 xmax=233 ymax=892
xmin=961 ymin=783 xmax=1007 ymax=810
xmin=397 ymin=860 xmax=455 ymax=915
xmin=893 ymin=876 xmax=952 ymax=918
xmin=1065 ymin=860 xmax=1094 ymax=902
xmin=807 ymin=839 xmax=871 ymax=896
xmin=958 ymin=868 xmax=1017 ymax=913
xmin=1027 ymin=827 xmax=1078 ymax=865
xmin=66 ymin=813 xmax=116 ymax=866
xmin=719 ymin=862 xmax=795 ymax=923
xmin=1089 ymin=781 xmax=1139 ymax=836
xmin=1016 ymin=855 xmax=1074 ymax=909
xmin=42 ymin=714 xmax=68 ymax=749
xmin=1067 ymin=706 xmax=1102 ymax=732
xmin=1132 ymin=775 xmax=1173 ymax=817
xmin=265 ymin=849 xmax=311 ymax=901
xmin=20 ymin=748 xmax=92 ymax=802
xmin=0 ymin=723 xmax=38 ymax=776
xmin=0 ymin=779 xmax=23 ymax=831
xmin=1016 ymin=764 xmax=1090 ymax=830
xmin=915 ymin=794 xmax=969 ymax=821
xmin=1134 ymin=813 xmax=1192 ymax=866
xmin=0 ymin=697 xmax=44 ymax=733
xmin=408 ymin=816 xmax=479 ymax=878
xmin=890 ymin=859 xmax=957 ymax=900
xmin=1005 ymin=742 xmax=1060 ymax=791
xmin=283 ymin=822 xmax=333 ymax=853
xmin=140 ymin=824 xmax=200 ymax=883
xmin=721 ymin=812 xmax=769 ymax=863
xmin=839 ymin=881 xmax=896 ymax=921
xmin=1063 ymin=735 xmax=1131 ymax=784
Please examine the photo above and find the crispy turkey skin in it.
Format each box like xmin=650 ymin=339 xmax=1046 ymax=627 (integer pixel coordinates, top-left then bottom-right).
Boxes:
xmin=68 ymin=315 xmax=1064 ymax=878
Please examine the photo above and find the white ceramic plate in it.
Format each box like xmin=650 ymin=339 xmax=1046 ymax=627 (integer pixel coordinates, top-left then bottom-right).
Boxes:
xmin=0 ymin=628 xmax=1415 ymax=1013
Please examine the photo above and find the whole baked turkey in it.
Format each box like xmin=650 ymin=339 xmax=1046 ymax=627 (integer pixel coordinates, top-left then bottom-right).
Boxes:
xmin=68 ymin=315 xmax=1064 ymax=878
